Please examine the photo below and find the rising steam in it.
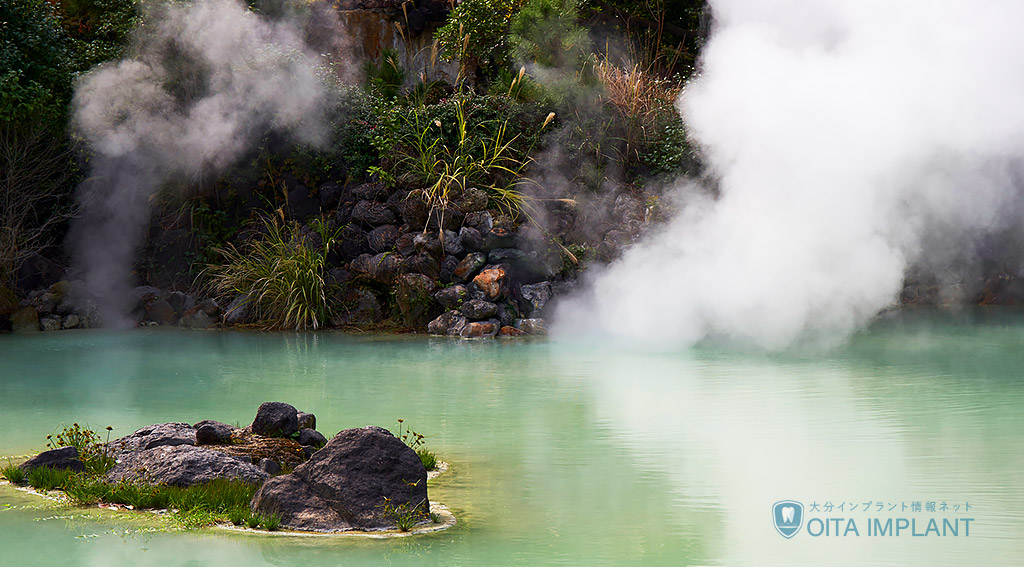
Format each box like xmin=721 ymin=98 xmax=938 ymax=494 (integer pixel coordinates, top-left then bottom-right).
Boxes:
xmin=69 ymin=0 xmax=330 ymax=325
xmin=554 ymin=0 xmax=1024 ymax=349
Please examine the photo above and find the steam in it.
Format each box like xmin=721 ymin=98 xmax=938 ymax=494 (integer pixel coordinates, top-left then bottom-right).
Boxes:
xmin=69 ymin=0 xmax=331 ymax=325
xmin=553 ymin=0 xmax=1024 ymax=349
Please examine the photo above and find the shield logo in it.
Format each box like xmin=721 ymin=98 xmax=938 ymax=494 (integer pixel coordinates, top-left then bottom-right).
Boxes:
xmin=772 ymin=500 xmax=804 ymax=539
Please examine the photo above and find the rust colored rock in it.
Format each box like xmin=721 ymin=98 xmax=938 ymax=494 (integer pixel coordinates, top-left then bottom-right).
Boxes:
xmin=460 ymin=319 xmax=500 ymax=338
xmin=472 ymin=267 xmax=506 ymax=300
xmin=498 ymin=325 xmax=526 ymax=337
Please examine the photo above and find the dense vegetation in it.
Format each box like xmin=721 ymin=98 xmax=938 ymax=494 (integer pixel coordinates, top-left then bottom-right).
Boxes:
xmin=1 ymin=0 xmax=706 ymax=329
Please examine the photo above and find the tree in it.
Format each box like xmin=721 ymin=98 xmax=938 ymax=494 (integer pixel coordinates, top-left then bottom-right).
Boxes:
xmin=435 ymin=0 xmax=526 ymax=85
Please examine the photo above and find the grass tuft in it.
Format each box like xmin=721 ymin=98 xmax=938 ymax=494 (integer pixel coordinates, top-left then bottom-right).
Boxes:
xmin=25 ymin=466 xmax=74 ymax=491
xmin=261 ymin=512 xmax=282 ymax=531
xmin=1 ymin=463 xmax=25 ymax=485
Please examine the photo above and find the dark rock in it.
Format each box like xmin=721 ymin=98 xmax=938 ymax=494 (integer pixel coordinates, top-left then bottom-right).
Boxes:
xmin=351 ymin=200 xmax=396 ymax=227
xmin=132 ymin=286 xmax=163 ymax=304
xmin=302 ymin=445 xmax=317 ymax=459
xmin=252 ymin=426 xmax=428 ymax=531
xmin=452 ymin=252 xmax=487 ymax=283
xmin=483 ymin=227 xmax=515 ymax=250
xmin=399 ymin=252 xmax=440 ymax=280
xmin=259 ymin=458 xmax=282 ymax=476
xmin=427 ymin=311 xmax=467 ymax=336
xmin=146 ymin=298 xmax=177 ymax=325
xmin=194 ymin=421 xmax=234 ymax=445
xmin=434 ymin=284 xmax=468 ymax=309
xmin=330 ymin=288 xmax=383 ymax=326
xmin=223 ymin=294 xmax=252 ymax=325
xmin=472 ymin=267 xmax=506 ymax=300
xmin=182 ymin=308 xmax=215 ymax=329
xmin=351 ymin=182 xmax=390 ymax=201
xmin=498 ymin=325 xmax=527 ymax=337
xmin=109 ymin=423 xmax=197 ymax=455
xmin=456 ymin=187 xmax=489 ymax=213
xmin=459 ymin=226 xmax=484 ymax=252
xmin=395 ymin=232 xmax=417 ymax=256
xmin=10 ymin=306 xmax=39 ymax=332
xmin=39 ymin=315 xmax=62 ymax=332
xmin=287 ymin=185 xmax=320 ymax=221
xmin=340 ymin=225 xmax=370 ymax=259
xmin=252 ymin=402 xmax=299 ymax=438
xmin=443 ymin=230 xmax=463 ymax=256
xmin=318 ymin=182 xmax=344 ymax=209
xmin=488 ymin=248 xmax=528 ymax=264
xmin=166 ymin=291 xmax=194 ymax=316
xmin=298 ymin=428 xmax=327 ymax=448
xmin=460 ymin=319 xmax=501 ymax=338
xmin=439 ymin=255 xmax=458 ymax=283
xmin=251 ymin=474 xmax=348 ymax=532
xmin=461 ymin=299 xmax=497 ymax=320
xmin=497 ymin=301 xmax=518 ymax=327
xmin=395 ymin=274 xmax=437 ymax=328
xmin=106 ymin=445 xmax=268 ymax=487
xmin=297 ymin=412 xmax=316 ymax=431
xmin=367 ymin=225 xmax=400 ymax=253
xmin=413 ymin=232 xmax=443 ymax=256
xmin=515 ymin=318 xmax=549 ymax=335
xmin=400 ymin=194 xmax=430 ymax=227
xmin=519 ymin=281 xmax=553 ymax=316
xmin=20 ymin=447 xmax=85 ymax=473
xmin=463 ymin=211 xmax=493 ymax=232
xmin=62 ymin=314 xmax=81 ymax=329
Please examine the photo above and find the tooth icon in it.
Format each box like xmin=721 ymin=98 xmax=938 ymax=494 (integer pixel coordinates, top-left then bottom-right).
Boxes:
xmin=782 ymin=506 xmax=795 ymax=524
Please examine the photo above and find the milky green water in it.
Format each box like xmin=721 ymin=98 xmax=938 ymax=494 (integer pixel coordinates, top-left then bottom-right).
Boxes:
xmin=1 ymin=309 xmax=1022 ymax=566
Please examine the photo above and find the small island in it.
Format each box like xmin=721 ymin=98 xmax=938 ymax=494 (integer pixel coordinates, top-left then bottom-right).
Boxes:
xmin=1 ymin=402 xmax=453 ymax=535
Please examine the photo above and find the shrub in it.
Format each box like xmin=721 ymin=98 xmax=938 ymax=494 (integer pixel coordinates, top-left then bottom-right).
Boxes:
xmin=380 ymin=497 xmax=427 ymax=532
xmin=261 ymin=512 xmax=282 ymax=531
xmin=393 ymin=419 xmax=439 ymax=471
xmin=434 ymin=0 xmax=526 ymax=83
xmin=45 ymin=423 xmax=116 ymax=475
xmin=1 ymin=463 xmax=26 ymax=485
xmin=205 ymin=214 xmax=341 ymax=330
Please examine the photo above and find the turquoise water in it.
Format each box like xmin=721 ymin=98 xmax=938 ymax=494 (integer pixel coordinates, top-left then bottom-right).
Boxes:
xmin=1 ymin=309 xmax=1022 ymax=566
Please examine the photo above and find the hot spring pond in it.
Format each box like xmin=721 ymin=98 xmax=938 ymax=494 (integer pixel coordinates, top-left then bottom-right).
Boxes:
xmin=1 ymin=309 xmax=1023 ymax=566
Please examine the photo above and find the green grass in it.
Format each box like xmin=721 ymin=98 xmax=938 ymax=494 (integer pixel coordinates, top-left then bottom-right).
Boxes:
xmin=1 ymin=463 xmax=25 ymax=485
xmin=245 ymin=512 xmax=262 ymax=529
xmin=416 ymin=448 xmax=438 ymax=471
xmin=25 ymin=466 xmax=74 ymax=491
xmin=261 ymin=512 xmax=282 ymax=531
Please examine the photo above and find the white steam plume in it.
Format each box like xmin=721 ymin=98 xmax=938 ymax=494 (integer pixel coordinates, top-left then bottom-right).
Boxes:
xmin=554 ymin=0 xmax=1024 ymax=349
xmin=69 ymin=0 xmax=330 ymax=326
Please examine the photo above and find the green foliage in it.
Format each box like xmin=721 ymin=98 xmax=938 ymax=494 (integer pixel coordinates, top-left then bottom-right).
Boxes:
xmin=245 ymin=511 xmax=262 ymax=529
xmin=260 ymin=512 xmax=282 ymax=531
xmin=0 ymin=0 xmax=74 ymax=128
xmin=206 ymin=214 xmax=342 ymax=330
xmin=1 ymin=463 xmax=26 ymax=485
xmin=509 ymin=0 xmax=590 ymax=68
xmin=435 ymin=0 xmax=525 ymax=82
xmin=228 ymin=508 xmax=248 ymax=526
xmin=59 ymin=0 xmax=139 ymax=71
xmin=26 ymin=466 xmax=75 ymax=491
xmin=45 ymin=423 xmax=116 ymax=475
xmin=374 ymin=93 xmax=548 ymax=222
xmin=364 ymin=48 xmax=406 ymax=100
xmin=393 ymin=419 xmax=438 ymax=471
xmin=380 ymin=496 xmax=427 ymax=532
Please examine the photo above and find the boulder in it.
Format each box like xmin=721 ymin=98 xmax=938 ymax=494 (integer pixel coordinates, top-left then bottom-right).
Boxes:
xmin=146 ymin=298 xmax=178 ymax=325
xmin=427 ymin=311 xmax=467 ymax=336
xmin=297 ymin=412 xmax=316 ymax=431
xmin=298 ymin=428 xmax=327 ymax=448
xmin=62 ymin=313 xmax=81 ymax=329
xmin=193 ymin=420 xmax=234 ymax=445
xmin=461 ymin=299 xmax=497 ymax=320
xmin=515 ymin=318 xmax=549 ymax=335
xmin=20 ymin=446 xmax=85 ymax=473
xmin=498 ymin=325 xmax=527 ymax=337
xmin=259 ymin=458 xmax=282 ymax=476
xmin=461 ymin=319 xmax=501 ymax=338
xmin=439 ymin=255 xmax=459 ymax=283
xmin=472 ymin=267 xmax=506 ymax=300
xmin=519 ymin=281 xmax=553 ymax=316
xmin=39 ymin=314 xmax=62 ymax=331
xmin=459 ymin=226 xmax=484 ymax=252
xmin=399 ymin=252 xmax=440 ymax=280
xmin=166 ymin=291 xmax=194 ymax=316
xmin=106 ymin=445 xmax=269 ymax=487
xmin=483 ymin=227 xmax=515 ymax=250
xmin=463 ymin=210 xmax=493 ymax=232
xmin=223 ymin=294 xmax=252 ymax=325
xmin=182 ymin=308 xmax=215 ymax=329
xmin=434 ymin=284 xmax=468 ymax=310
xmin=367 ymin=225 xmax=400 ymax=253
xmin=109 ymin=422 xmax=197 ymax=455
xmin=395 ymin=273 xmax=437 ymax=328
xmin=251 ymin=402 xmax=299 ymax=438
xmin=351 ymin=200 xmax=397 ymax=227
xmin=330 ymin=288 xmax=383 ymax=326
xmin=10 ymin=306 xmax=39 ymax=332
xmin=452 ymin=252 xmax=487 ymax=283
xmin=251 ymin=426 xmax=428 ymax=531
xmin=442 ymin=230 xmax=463 ymax=257
xmin=456 ymin=187 xmax=489 ymax=213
